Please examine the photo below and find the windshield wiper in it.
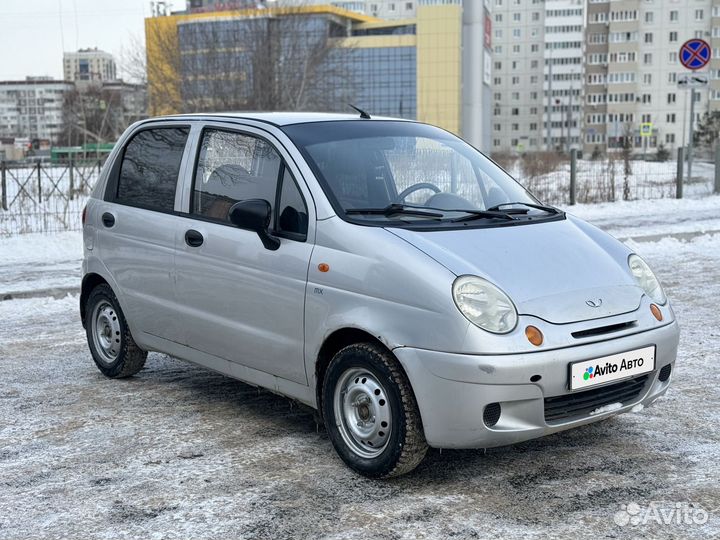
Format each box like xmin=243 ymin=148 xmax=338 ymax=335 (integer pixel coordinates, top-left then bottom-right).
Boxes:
xmin=444 ymin=209 xmax=516 ymax=223
xmin=487 ymin=201 xmax=562 ymax=214
xmin=346 ymin=203 xmax=444 ymax=219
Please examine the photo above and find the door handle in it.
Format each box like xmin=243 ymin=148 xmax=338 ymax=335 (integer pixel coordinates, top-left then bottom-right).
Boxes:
xmin=101 ymin=212 xmax=115 ymax=228
xmin=185 ymin=229 xmax=204 ymax=247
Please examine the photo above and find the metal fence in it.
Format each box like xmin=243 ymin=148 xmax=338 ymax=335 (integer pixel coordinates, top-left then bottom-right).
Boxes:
xmin=0 ymin=161 xmax=102 ymax=236
xmin=1 ymin=149 xmax=719 ymax=237
xmin=497 ymin=149 xmax=720 ymax=206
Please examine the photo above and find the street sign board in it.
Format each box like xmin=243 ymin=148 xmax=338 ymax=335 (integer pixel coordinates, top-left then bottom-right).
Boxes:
xmin=678 ymin=73 xmax=709 ymax=88
xmin=680 ymin=39 xmax=711 ymax=70
xmin=640 ymin=123 xmax=653 ymax=137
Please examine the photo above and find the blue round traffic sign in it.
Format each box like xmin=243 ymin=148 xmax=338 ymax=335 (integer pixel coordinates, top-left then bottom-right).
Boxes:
xmin=680 ymin=39 xmax=711 ymax=70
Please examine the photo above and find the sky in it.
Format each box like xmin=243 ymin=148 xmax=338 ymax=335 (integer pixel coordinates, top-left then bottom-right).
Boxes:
xmin=0 ymin=0 xmax=181 ymax=81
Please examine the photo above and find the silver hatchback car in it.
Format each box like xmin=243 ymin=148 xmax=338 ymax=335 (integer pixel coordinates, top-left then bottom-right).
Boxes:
xmin=81 ymin=113 xmax=679 ymax=477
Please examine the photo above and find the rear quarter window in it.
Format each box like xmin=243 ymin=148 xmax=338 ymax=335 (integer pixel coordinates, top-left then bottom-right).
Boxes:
xmin=116 ymin=127 xmax=189 ymax=212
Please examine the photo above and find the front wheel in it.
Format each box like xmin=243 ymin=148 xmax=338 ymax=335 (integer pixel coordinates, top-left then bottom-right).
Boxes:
xmin=322 ymin=343 xmax=428 ymax=478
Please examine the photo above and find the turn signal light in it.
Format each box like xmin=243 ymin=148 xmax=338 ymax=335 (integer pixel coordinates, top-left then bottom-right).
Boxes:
xmin=650 ymin=304 xmax=663 ymax=321
xmin=318 ymin=263 xmax=330 ymax=273
xmin=525 ymin=325 xmax=544 ymax=346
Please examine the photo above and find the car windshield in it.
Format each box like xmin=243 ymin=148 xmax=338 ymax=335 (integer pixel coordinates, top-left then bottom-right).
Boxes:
xmin=283 ymin=120 xmax=552 ymax=227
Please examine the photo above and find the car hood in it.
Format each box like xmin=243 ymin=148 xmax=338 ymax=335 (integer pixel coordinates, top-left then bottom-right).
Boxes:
xmin=386 ymin=215 xmax=643 ymax=324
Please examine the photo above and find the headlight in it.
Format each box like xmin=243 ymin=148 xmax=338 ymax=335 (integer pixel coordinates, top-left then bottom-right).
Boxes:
xmin=628 ymin=254 xmax=666 ymax=305
xmin=452 ymin=276 xmax=518 ymax=334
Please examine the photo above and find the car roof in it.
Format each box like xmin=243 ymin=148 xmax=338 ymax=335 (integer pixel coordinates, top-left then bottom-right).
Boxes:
xmin=147 ymin=112 xmax=410 ymax=127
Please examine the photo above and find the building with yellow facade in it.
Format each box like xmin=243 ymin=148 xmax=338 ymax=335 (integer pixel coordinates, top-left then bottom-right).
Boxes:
xmin=145 ymin=0 xmax=492 ymax=151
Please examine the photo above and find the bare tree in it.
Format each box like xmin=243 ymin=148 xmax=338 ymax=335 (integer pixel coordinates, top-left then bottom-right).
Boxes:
xmin=60 ymin=84 xmax=145 ymax=150
xmin=621 ymin=122 xmax=634 ymax=200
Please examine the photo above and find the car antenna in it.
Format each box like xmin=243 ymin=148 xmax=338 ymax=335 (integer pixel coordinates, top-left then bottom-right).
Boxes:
xmin=348 ymin=104 xmax=371 ymax=119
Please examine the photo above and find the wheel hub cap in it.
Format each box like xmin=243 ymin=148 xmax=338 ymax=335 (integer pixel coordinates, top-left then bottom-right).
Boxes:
xmin=334 ymin=368 xmax=392 ymax=458
xmin=91 ymin=301 xmax=121 ymax=365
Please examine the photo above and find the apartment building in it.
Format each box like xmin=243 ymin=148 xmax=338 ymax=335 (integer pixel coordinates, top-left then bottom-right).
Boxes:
xmin=0 ymin=78 xmax=73 ymax=143
xmin=492 ymin=0 xmax=584 ymax=153
xmin=63 ymin=48 xmax=118 ymax=83
xmin=494 ymin=0 xmax=720 ymax=156
xmin=583 ymin=0 xmax=720 ymax=156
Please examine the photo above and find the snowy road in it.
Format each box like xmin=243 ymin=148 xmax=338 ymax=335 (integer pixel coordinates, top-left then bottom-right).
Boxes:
xmin=1 ymin=199 xmax=719 ymax=539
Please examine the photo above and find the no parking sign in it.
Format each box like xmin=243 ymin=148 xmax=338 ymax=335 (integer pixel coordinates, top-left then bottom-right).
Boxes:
xmin=679 ymin=39 xmax=711 ymax=70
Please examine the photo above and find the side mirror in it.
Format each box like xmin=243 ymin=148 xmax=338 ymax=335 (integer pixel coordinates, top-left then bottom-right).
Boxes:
xmin=228 ymin=199 xmax=280 ymax=251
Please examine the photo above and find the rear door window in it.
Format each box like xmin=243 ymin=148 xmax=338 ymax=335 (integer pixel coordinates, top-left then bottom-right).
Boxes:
xmin=116 ymin=127 xmax=189 ymax=212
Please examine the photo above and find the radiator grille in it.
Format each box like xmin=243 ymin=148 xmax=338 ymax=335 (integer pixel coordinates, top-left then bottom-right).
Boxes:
xmin=544 ymin=375 xmax=649 ymax=423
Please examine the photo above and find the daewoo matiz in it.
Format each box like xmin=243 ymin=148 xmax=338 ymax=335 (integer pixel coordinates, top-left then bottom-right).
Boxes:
xmin=81 ymin=112 xmax=679 ymax=477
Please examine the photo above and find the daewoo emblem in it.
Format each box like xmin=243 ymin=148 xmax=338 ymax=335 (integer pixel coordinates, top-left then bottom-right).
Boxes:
xmin=586 ymin=298 xmax=603 ymax=308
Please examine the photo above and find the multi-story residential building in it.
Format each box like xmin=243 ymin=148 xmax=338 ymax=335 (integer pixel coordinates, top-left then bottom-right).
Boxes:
xmin=146 ymin=0 xmax=492 ymax=151
xmin=583 ymin=0 xmax=720 ymax=157
xmin=0 ymin=78 xmax=73 ymax=143
xmin=495 ymin=0 xmax=720 ymax=157
xmin=492 ymin=0 xmax=584 ymax=154
xmin=63 ymin=48 xmax=118 ymax=83
xmin=544 ymin=0 xmax=584 ymax=153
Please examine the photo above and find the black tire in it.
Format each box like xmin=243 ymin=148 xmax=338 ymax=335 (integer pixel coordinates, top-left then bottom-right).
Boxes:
xmin=322 ymin=342 xmax=428 ymax=478
xmin=85 ymin=284 xmax=147 ymax=378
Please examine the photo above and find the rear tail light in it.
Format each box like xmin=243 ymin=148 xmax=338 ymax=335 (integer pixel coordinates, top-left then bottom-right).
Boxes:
xmin=82 ymin=205 xmax=87 ymax=225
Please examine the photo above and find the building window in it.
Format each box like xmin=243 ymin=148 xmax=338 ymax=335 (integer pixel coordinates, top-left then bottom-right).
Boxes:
xmin=645 ymin=11 xmax=654 ymax=23
xmin=667 ymin=93 xmax=676 ymax=104
xmin=643 ymin=53 xmax=652 ymax=65
xmin=644 ymin=33 xmax=653 ymax=43
xmin=669 ymin=31 xmax=677 ymax=42
xmin=666 ymin=113 xmax=676 ymax=123
xmin=669 ymin=10 xmax=678 ymax=22
xmin=666 ymin=134 xmax=675 ymax=144
xmin=695 ymin=9 xmax=704 ymax=21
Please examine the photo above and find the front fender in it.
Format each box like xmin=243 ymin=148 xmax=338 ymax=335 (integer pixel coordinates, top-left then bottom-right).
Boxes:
xmin=303 ymin=218 xmax=469 ymax=388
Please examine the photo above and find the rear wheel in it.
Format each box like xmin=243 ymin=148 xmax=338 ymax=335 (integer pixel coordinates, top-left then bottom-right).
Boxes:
xmin=86 ymin=284 xmax=147 ymax=378
xmin=322 ymin=342 xmax=428 ymax=478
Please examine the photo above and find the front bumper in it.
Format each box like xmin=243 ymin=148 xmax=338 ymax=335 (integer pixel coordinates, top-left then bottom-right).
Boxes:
xmin=394 ymin=320 xmax=680 ymax=449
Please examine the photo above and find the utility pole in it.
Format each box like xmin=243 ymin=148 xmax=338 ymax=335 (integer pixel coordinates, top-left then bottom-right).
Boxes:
xmin=566 ymin=85 xmax=573 ymax=155
xmin=687 ymin=89 xmax=696 ymax=181
xmin=546 ymin=50 xmax=553 ymax=151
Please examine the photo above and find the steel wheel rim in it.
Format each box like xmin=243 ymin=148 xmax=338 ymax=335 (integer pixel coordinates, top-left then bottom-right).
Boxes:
xmin=333 ymin=368 xmax=392 ymax=458
xmin=91 ymin=300 xmax=121 ymax=365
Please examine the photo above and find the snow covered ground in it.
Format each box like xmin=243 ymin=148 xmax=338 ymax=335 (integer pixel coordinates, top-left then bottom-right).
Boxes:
xmin=0 ymin=197 xmax=719 ymax=539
